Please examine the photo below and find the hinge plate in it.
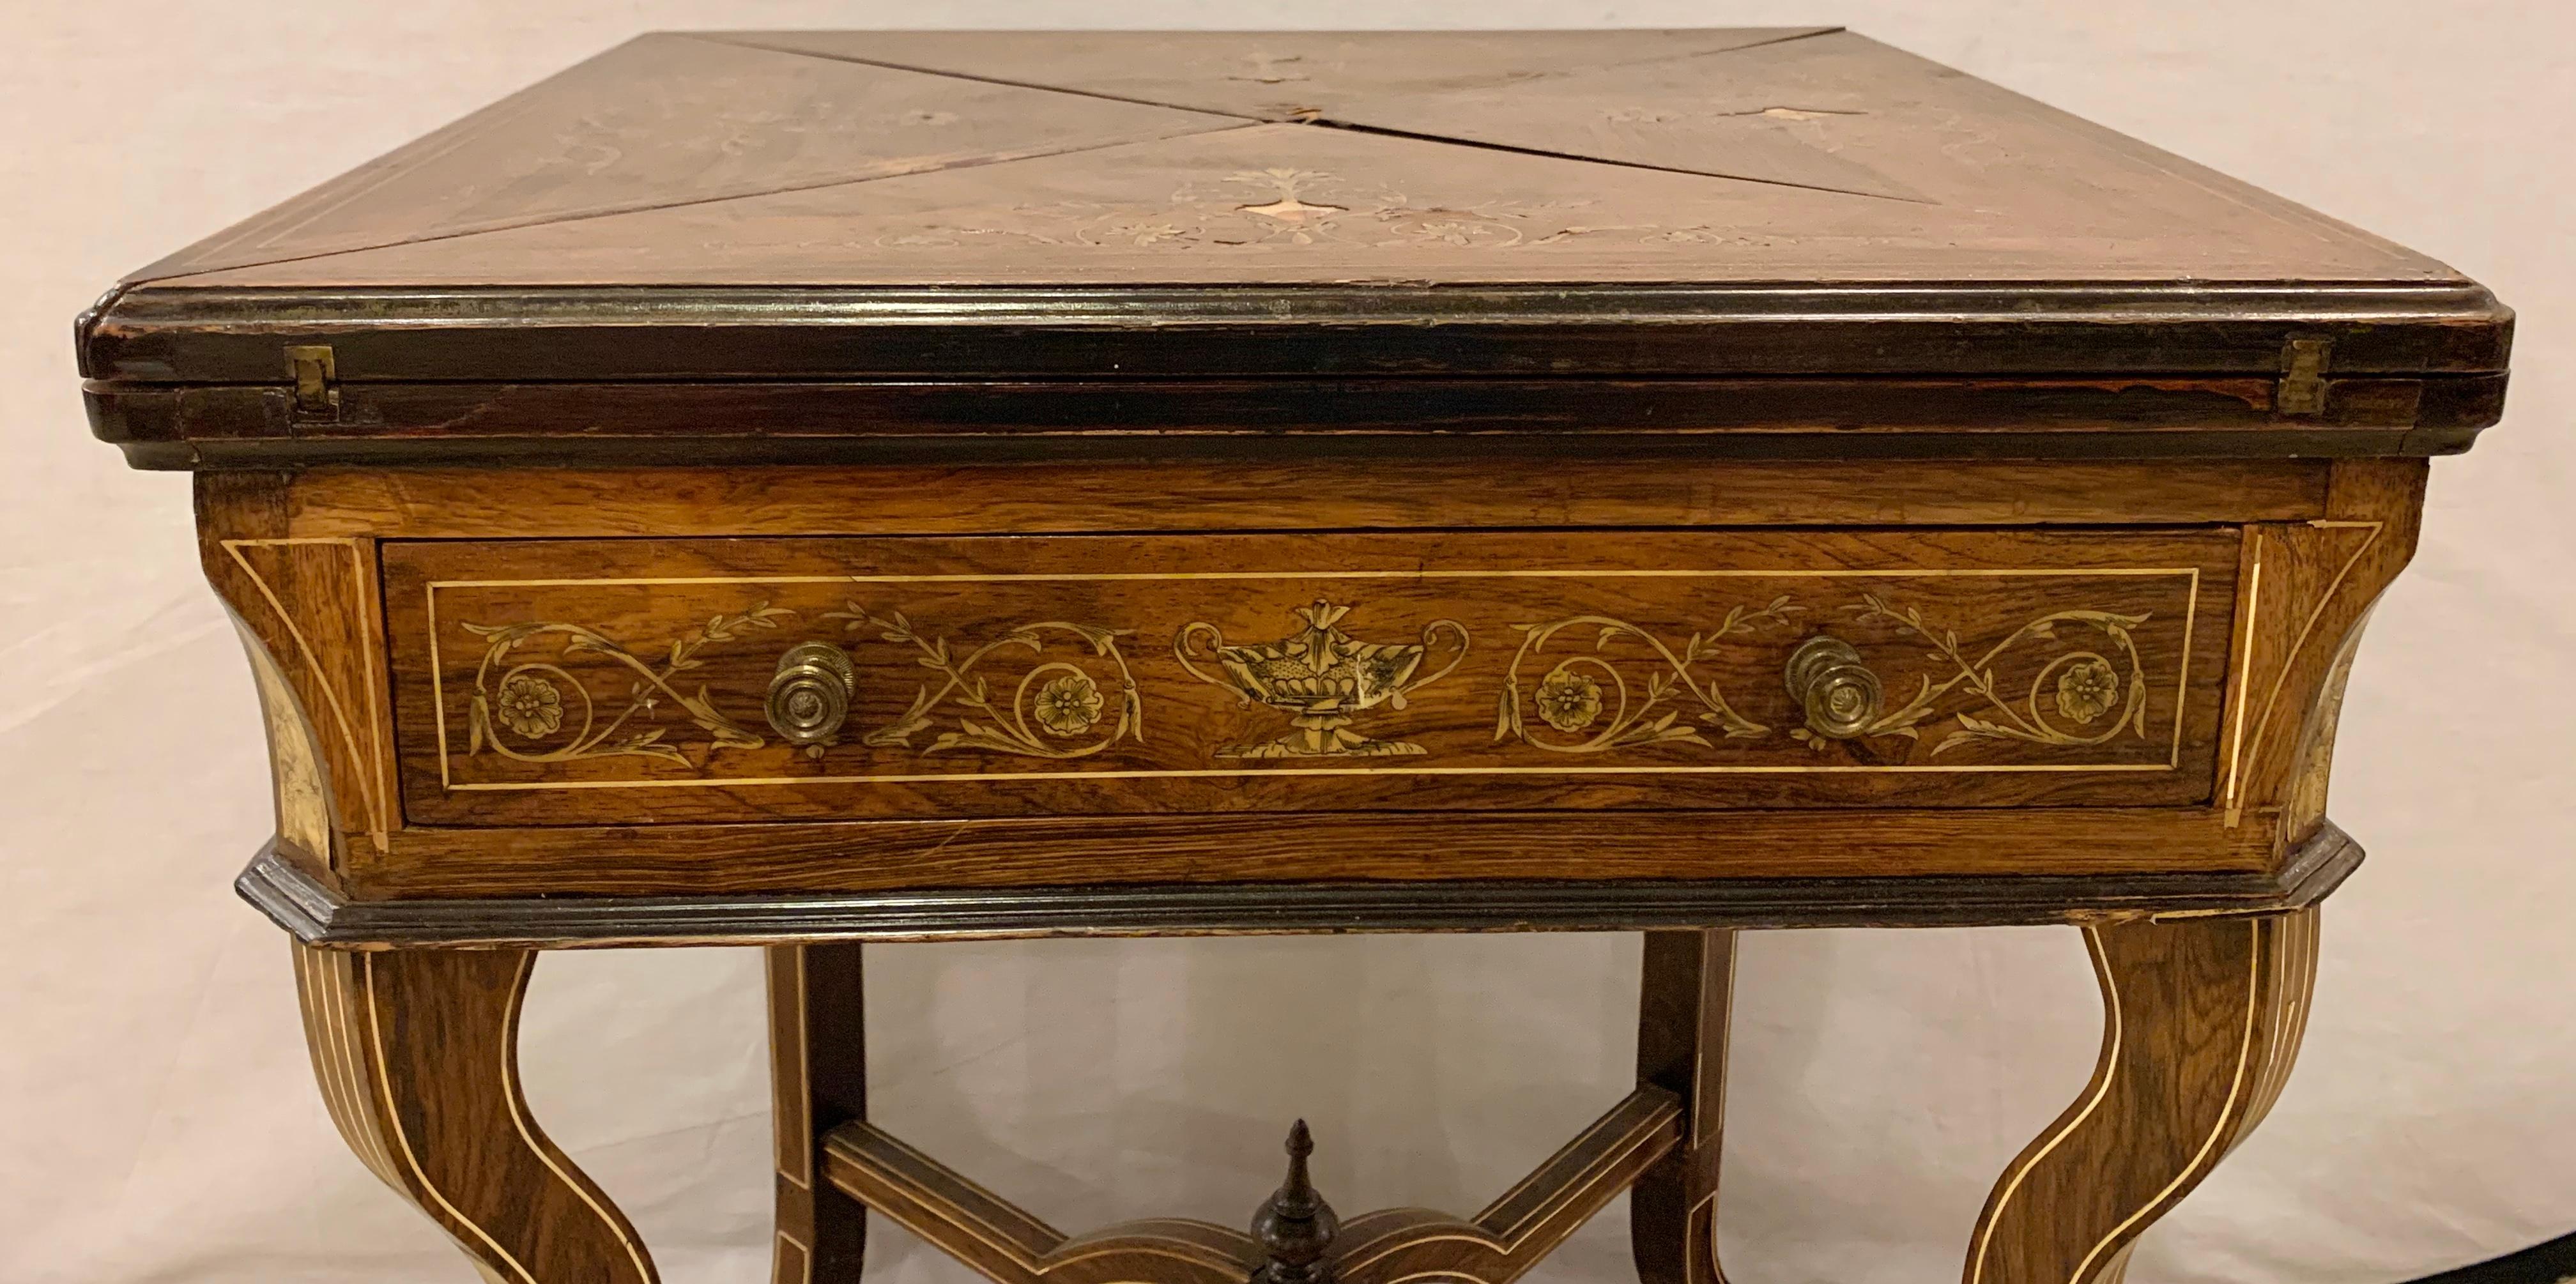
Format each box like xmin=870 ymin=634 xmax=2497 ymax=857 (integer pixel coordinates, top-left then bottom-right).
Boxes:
xmin=286 ymin=344 xmax=339 ymax=418
xmin=2276 ymin=337 xmax=2331 ymax=416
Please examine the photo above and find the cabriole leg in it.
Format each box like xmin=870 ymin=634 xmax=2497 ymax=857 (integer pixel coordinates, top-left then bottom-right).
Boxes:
xmin=291 ymin=943 xmax=658 ymax=1284
xmin=1966 ymin=910 xmax=2320 ymax=1284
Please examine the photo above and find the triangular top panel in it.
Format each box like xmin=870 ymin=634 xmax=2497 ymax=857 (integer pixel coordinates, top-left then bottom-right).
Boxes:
xmin=721 ymin=27 xmax=1932 ymax=195
xmin=140 ymin=29 xmax=2451 ymax=291
xmin=129 ymin=33 xmax=1239 ymax=282
xmin=89 ymin=28 xmax=2503 ymax=413
xmin=718 ymin=28 xmax=1834 ymax=121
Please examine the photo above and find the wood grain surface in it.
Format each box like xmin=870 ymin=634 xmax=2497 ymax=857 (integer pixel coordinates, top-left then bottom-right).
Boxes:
xmin=1632 ymin=930 xmax=1736 ymax=1284
xmin=179 ymin=459 xmax=2416 ymax=906
xmin=822 ymin=1089 xmax=1681 ymax=1284
xmin=125 ymin=34 xmax=1235 ymax=284
xmin=103 ymin=31 xmax=2494 ymax=1284
xmin=767 ymin=945 xmax=870 ymax=1284
xmin=80 ymin=28 xmax=2508 ymax=458
xmin=277 ymin=459 xmax=2331 ymax=537
xmin=383 ymin=528 xmax=2239 ymax=826
xmin=2220 ymin=461 xmax=2428 ymax=855
xmin=134 ymin=31 xmax=2453 ymax=290
xmin=1965 ymin=910 xmax=2319 ymax=1284
xmin=354 ymin=808 xmax=2284 ymax=907
xmin=291 ymin=944 xmax=657 ymax=1283
xmin=722 ymin=29 xmax=1832 ymax=131
xmin=199 ymin=473 xmax=398 ymax=871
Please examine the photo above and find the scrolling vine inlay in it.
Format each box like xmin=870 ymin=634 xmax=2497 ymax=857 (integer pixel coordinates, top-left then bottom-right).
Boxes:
xmin=411 ymin=553 xmax=2212 ymax=804
xmin=1496 ymin=599 xmax=1800 ymax=753
xmin=827 ymin=606 xmax=1142 ymax=759
xmin=462 ymin=604 xmax=789 ymax=767
xmin=1824 ymin=593 xmax=2154 ymax=755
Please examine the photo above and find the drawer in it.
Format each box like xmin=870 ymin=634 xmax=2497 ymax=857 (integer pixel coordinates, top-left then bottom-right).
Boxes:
xmin=383 ymin=528 xmax=2240 ymax=826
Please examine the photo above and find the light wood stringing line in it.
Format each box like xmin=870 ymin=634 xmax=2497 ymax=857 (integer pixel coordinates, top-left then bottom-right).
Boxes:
xmin=359 ymin=952 xmax=539 ymax=1284
xmin=429 ymin=581 xmax=453 ymax=790
xmin=2233 ymin=521 xmax=2384 ymax=823
xmin=1696 ymin=933 xmax=1736 ymax=1250
xmin=858 ymin=1124 xmax=1070 ymax=1253
xmin=444 ymin=761 xmax=2188 ymax=791
xmin=500 ymin=952 xmax=656 ymax=1283
xmin=1483 ymin=1095 xmax=1675 ymax=1239
xmin=2170 ymin=568 xmax=2198 ymax=770
xmin=1040 ymin=1232 xmax=1248 ymax=1273
xmin=775 ymin=947 xmax=812 ymax=1190
xmin=1333 ymin=1090 xmax=1675 ymax=1270
xmin=2063 ymin=919 xmax=2265 ymax=1284
xmin=297 ymin=946 xmax=398 ymax=1186
xmin=2221 ymin=547 xmax=2264 ymax=821
xmin=428 ymin=568 xmax=2208 ymax=590
xmin=1962 ymin=925 xmax=2124 ymax=1284
xmin=318 ymin=952 xmax=400 ymax=1184
xmin=772 ymin=1232 xmax=809 ymax=1284
xmin=225 ymin=538 xmax=390 ymax=850
xmin=427 ymin=565 xmax=2206 ymax=789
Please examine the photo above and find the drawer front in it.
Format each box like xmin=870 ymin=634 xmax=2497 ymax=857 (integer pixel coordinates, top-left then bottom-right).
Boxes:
xmin=384 ymin=529 xmax=2239 ymax=826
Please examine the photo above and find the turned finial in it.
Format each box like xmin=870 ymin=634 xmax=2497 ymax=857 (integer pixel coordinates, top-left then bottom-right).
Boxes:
xmin=1249 ymin=1119 xmax=1338 ymax=1284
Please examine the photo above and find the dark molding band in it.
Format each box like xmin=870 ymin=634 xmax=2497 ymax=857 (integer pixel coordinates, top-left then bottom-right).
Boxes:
xmin=239 ymin=822 xmax=2363 ymax=950
xmin=88 ymin=374 xmax=2502 ymax=471
xmin=87 ymin=282 xmax=2510 ymax=384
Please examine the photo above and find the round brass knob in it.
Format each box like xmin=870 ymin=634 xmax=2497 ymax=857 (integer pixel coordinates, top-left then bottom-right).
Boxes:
xmin=767 ymin=641 xmax=855 ymax=758
xmin=1785 ymin=636 xmax=1883 ymax=741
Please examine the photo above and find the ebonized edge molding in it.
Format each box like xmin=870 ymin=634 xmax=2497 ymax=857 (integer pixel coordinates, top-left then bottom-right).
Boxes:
xmin=86 ymin=376 xmax=2507 ymax=470
xmin=80 ymin=281 xmax=2513 ymax=383
xmin=237 ymin=821 xmax=2364 ymax=950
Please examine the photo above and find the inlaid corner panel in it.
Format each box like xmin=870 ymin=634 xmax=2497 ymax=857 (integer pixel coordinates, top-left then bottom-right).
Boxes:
xmin=381 ymin=530 xmax=2239 ymax=826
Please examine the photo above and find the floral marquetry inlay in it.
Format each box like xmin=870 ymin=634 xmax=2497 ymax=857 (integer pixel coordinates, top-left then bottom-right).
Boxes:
xmin=880 ymin=167 xmax=1776 ymax=255
xmin=1824 ymin=593 xmax=2154 ymax=756
xmin=395 ymin=530 xmax=2230 ymax=828
xmin=460 ymin=604 xmax=790 ymax=768
xmin=1496 ymin=600 xmax=1800 ymax=754
xmin=828 ymin=606 xmax=1143 ymax=760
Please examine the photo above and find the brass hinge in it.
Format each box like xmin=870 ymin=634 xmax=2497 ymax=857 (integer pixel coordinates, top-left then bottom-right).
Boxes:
xmin=2276 ymin=337 xmax=2331 ymax=416
xmin=286 ymin=344 xmax=339 ymax=418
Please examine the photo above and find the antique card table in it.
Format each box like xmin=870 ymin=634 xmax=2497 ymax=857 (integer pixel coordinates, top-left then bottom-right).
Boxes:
xmin=81 ymin=27 xmax=2513 ymax=1284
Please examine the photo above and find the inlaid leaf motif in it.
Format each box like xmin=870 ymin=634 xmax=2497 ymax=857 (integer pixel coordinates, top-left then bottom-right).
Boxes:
xmin=1836 ymin=597 xmax=2154 ymax=756
xmin=1498 ymin=609 xmax=1788 ymax=754
xmin=827 ymin=604 xmax=1142 ymax=760
xmin=458 ymin=604 xmax=788 ymax=769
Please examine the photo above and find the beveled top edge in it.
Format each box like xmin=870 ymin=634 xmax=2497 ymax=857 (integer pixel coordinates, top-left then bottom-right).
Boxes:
xmin=695 ymin=26 xmax=1844 ymax=35
xmin=83 ymin=278 xmax=2513 ymax=384
xmin=98 ymin=277 xmax=2505 ymax=318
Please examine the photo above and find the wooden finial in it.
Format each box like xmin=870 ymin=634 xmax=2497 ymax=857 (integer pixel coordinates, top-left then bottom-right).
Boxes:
xmin=1250 ymin=1119 xmax=1338 ymax=1284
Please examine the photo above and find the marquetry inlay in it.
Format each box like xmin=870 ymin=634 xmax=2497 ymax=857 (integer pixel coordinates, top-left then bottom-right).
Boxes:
xmin=380 ymin=528 xmax=2238 ymax=825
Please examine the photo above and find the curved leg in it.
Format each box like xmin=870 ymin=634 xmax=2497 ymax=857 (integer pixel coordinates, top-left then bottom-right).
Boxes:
xmin=1632 ymin=929 xmax=1736 ymax=1284
xmin=1966 ymin=909 xmax=2319 ymax=1284
xmin=292 ymin=943 xmax=659 ymax=1284
xmin=768 ymin=944 xmax=869 ymax=1283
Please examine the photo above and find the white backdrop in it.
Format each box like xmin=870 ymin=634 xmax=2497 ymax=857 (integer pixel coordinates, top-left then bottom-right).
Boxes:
xmin=5 ymin=4 xmax=2571 ymax=1283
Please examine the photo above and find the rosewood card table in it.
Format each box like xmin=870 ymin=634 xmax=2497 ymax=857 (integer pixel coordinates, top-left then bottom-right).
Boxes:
xmin=81 ymin=27 xmax=2513 ymax=1284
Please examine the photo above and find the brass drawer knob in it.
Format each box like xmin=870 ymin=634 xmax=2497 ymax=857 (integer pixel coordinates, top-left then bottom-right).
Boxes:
xmin=767 ymin=641 xmax=856 ymax=758
xmin=1786 ymin=636 xmax=1883 ymax=740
